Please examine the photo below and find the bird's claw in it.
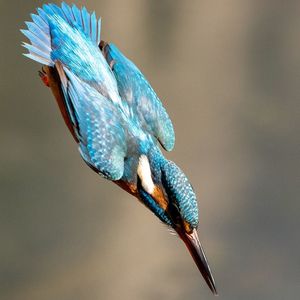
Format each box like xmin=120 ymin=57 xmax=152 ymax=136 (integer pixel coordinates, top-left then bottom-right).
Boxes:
xmin=38 ymin=67 xmax=50 ymax=87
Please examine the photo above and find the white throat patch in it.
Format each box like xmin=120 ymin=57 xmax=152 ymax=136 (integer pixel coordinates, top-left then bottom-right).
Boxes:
xmin=137 ymin=155 xmax=155 ymax=194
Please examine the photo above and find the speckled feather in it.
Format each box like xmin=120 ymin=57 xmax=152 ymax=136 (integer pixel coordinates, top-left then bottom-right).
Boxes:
xmin=21 ymin=2 xmax=199 ymax=228
xmin=21 ymin=4 xmax=218 ymax=293
xmin=105 ymin=44 xmax=175 ymax=152
xmin=62 ymin=68 xmax=127 ymax=180
xmin=161 ymin=161 xmax=199 ymax=227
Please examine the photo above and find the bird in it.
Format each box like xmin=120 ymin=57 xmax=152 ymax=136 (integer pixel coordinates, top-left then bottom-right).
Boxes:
xmin=21 ymin=2 xmax=217 ymax=295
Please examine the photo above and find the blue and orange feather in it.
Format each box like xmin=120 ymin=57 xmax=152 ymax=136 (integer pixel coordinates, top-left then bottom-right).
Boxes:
xmin=21 ymin=2 xmax=217 ymax=295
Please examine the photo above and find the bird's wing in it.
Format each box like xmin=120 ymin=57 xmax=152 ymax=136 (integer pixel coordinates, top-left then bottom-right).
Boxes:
xmin=56 ymin=63 xmax=127 ymax=180
xmin=22 ymin=3 xmax=127 ymax=180
xmin=101 ymin=43 xmax=175 ymax=151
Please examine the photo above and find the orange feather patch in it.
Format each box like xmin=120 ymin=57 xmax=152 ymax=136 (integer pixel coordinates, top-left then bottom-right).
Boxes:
xmin=152 ymin=186 xmax=168 ymax=211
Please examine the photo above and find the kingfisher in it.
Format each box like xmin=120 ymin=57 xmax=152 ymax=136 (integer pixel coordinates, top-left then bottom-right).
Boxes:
xmin=21 ymin=3 xmax=217 ymax=295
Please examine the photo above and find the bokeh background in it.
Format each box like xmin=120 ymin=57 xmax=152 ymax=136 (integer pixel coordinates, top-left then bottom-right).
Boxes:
xmin=0 ymin=0 xmax=299 ymax=299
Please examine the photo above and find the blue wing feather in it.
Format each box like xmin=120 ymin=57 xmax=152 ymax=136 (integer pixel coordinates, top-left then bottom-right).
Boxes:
xmin=22 ymin=3 xmax=128 ymax=179
xmin=21 ymin=3 xmax=175 ymax=178
xmin=61 ymin=67 xmax=127 ymax=180
xmin=103 ymin=43 xmax=175 ymax=151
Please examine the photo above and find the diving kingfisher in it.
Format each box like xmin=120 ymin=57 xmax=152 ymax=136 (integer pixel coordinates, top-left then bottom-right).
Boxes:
xmin=22 ymin=3 xmax=217 ymax=295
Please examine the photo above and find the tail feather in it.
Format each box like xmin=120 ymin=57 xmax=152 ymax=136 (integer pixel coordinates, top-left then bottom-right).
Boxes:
xmin=23 ymin=53 xmax=52 ymax=66
xmin=90 ymin=12 xmax=98 ymax=44
xmin=22 ymin=42 xmax=50 ymax=60
xmin=25 ymin=21 xmax=50 ymax=44
xmin=82 ymin=7 xmax=91 ymax=37
xmin=30 ymin=13 xmax=48 ymax=32
xmin=21 ymin=29 xmax=50 ymax=52
xmin=22 ymin=2 xmax=102 ymax=66
xmin=37 ymin=7 xmax=49 ymax=23
xmin=21 ymin=29 xmax=52 ymax=65
xmin=61 ymin=2 xmax=75 ymax=23
xmin=44 ymin=3 xmax=65 ymax=18
xmin=71 ymin=4 xmax=83 ymax=28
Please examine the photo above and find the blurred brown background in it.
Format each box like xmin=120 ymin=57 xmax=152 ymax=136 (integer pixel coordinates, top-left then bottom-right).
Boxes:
xmin=0 ymin=0 xmax=299 ymax=299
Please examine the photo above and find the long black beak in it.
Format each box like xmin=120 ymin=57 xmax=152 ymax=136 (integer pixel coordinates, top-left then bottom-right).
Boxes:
xmin=178 ymin=229 xmax=218 ymax=295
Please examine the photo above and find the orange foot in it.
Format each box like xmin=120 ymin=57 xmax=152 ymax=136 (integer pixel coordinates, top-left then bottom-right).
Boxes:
xmin=38 ymin=67 xmax=50 ymax=87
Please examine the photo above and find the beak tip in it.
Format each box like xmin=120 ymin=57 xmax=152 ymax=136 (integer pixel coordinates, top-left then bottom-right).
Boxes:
xmin=206 ymin=275 xmax=218 ymax=296
xmin=211 ymin=284 xmax=218 ymax=296
xmin=178 ymin=228 xmax=218 ymax=296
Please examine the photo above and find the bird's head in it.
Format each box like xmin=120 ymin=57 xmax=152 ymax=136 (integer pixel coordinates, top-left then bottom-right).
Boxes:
xmin=135 ymin=154 xmax=217 ymax=295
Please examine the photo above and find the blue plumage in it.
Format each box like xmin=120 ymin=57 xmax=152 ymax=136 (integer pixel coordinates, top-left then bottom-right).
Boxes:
xmin=105 ymin=43 xmax=175 ymax=151
xmin=161 ymin=161 xmax=198 ymax=227
xmin=21 ymin=3 xmax=217 ymax=295
xmin=63 ymin=68 xmax=127 ymax=180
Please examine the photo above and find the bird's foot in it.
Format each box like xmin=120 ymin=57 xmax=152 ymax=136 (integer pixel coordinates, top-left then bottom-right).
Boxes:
xmin=38 ymin=67 xmax=50 ymax=87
